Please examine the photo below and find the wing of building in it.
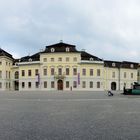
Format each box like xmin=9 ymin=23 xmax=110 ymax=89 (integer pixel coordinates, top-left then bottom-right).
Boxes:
xmin=0 ymin=42 xmax=139 ymax=91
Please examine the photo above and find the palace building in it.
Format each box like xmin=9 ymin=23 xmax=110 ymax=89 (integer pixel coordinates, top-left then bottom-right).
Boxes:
xmin=0 ymin=42 xmax=138 ymax=91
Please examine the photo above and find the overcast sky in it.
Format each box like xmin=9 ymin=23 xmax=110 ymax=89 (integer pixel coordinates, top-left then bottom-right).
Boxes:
xmin=0 ymin=0 xmax=140 ymax=62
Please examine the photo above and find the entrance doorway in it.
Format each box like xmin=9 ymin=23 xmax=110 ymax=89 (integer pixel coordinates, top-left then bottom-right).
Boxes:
xmin=14 ymin=81 xmax=19 ymax=90
xmin=57 ymin=80 xmax=63 ymax=90
xmin=111 ymin=82 xmax=116 ymax=90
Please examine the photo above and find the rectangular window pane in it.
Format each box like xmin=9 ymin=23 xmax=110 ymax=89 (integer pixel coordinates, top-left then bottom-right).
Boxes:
xmin=44 ymin=69 xmax=47 ymax=76
xmin=58 ymin=68 xmax=62 ymax=75
xmin=51 ymin=81 xmax=55 ymax=88
xmin=73 ymin=81 xmax=77 ymax=88
xmin=82 ymin=69 xmax=86 ymax=76
xmin=90 ymin=81 xmax=93 ymax=88
xmin=97 ymin=82 xmax=100 ymax=88
xmin=82 ymin=81 xmax=86 ymax=88
xmin=28 ymin=70 xmax=32 ymax=76
xmin=22 ymin=82 xmax=25 ymax=88
xmin=73 ymin=68 xmax=77 ymax=75
xmin=28 ymin=82 xmax=31 ymax=88
xmin=51 ymin=68 xmax=55 ymax=75
xmin=44 ymin=81 xmax=47 ymax=88
xmin=66 ymin=81 xmax=69 ymax=88
xmin=35 ymin=69 xmax=39 ymax=76
xmin=97 ymin=69 xmax=100 ymax=76
xmin=66 ymin=68 xmax=69 ymax=75
xmin=90 ymin=69 xmax=93 ymax=76
xmin=22 ymin=70 xmax=25 ymax=76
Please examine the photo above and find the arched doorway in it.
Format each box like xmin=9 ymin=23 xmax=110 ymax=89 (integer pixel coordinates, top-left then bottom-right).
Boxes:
xmin=57 ymin=80 xmax=63 ymax=90
xmin=111 ymin=82 xmax=116 ymax=90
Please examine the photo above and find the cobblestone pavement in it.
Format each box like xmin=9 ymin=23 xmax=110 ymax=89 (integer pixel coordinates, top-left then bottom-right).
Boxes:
xmin=0 ymin=91 xmax=140 ymax=140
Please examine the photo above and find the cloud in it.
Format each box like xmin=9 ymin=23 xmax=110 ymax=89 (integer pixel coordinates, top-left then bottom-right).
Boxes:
xmin=0 ymin=0 xmax=140 ymax=62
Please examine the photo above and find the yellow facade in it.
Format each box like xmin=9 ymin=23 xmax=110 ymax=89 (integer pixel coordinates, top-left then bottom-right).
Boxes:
xmin=0 ymin=42 xmax=138 ymax=91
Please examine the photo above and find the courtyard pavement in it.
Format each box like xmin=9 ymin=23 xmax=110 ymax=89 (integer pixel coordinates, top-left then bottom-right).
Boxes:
xmin=0 ymin=91 xmax=140 ymax=140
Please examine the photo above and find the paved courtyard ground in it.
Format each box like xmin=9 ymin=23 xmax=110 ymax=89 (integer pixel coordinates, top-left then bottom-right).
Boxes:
xmin=0 ymin=91 xmax=140 ymax=140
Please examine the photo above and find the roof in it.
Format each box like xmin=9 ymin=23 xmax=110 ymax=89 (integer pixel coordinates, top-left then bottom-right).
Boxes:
xmin=42 ymin=42 xmax=79 ymax=53
xmin=81 ymin=51 xmax=102 ymax=61
xmin=0 ymin=48 xmax=13 ymax=59
xmin=104 ymin=60 xmax=138 ymax=69
xmin=18 ymin=52 xmax=40 ymax=62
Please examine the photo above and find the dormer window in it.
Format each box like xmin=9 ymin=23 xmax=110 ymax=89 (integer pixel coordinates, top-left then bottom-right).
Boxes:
xmin=51 ymin=48 xmax=55 ymax=52
xmin=29 ymin=58 xmax=32 ymax=62
xmin=66 ymin=47 xmax=70 ymax=52
xmin=130 ymin=64 xmax=134 ymax=68
xmin=90 ymin=58 xmax=94 ymax=61
xmin=112 ymin=63 xmax=116 ymax=67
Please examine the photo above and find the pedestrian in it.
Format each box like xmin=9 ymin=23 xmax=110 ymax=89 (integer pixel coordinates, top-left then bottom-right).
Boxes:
xmin=108 ymin=90 xmax=113 ymax=96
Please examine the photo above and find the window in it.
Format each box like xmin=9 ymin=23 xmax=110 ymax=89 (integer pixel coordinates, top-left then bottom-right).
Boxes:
xmin=6 ymin=82 xmax=8 ymax=89
xmin=22 ymin=82 xmax=25 ymax=88
xmin=82 ymin=69 xmax=86 ymax=76
xmin=66 ymin=57 xmax=69 ymax=62
xmin=0 ymin=82 xmax=2 ymax=88
xmin=22 ymin=70 xmax=25 ymax=77
xmin=73 ymin=81 xmax=77 ymax=88
xmin=131 ymin=73 xmax=133 ymax=79
xmin=44 ymin=81 xmax=47 ymax=88
xmin=66 ymin=81 xmax=69 ymax=88
xmin=90 ymin=69 xmax=93 ymax=76
xmin=112 ymin=72 xmax=115 ymax=78
xmin=58 ymin=68 xmax=62 ymax=75
xmin=28 ymin=70 xmax=32 ymax=76
xmin=0 ymin=62 xmax=2 ymax=65
xmin=66 ymin=47 xmax=70 ymax=52
xmin=51 ymin=68 xmax=55 ymax=75
xmin=97 ymin=82 xmax=100 ymax=88
xmin=66 ymin=68 xmax=69 ymax=75
xmin=51 ymin=48 xmax=55 ymax=52
xmin=97 ymin=69 xmax=100 ymax=76
xmin=124 ymin=72 xmax=126 ymax=78
xmin=73 ymin=68 xmax=77 ymax=75
xmin=35 ymin=69 xmax=39 ymax=76
xmin=130 ymin=64 xmax=134 ymax=68
xmin=36 ymin=82 xmax=39 ymax=88
xmin=82 ymin=81 xmax=86 ymax=88
xmin=51 ymin=58 xmax=54 ymax=62
xmin=6 ymin=62 xmax=8 ymax=65
xmin=28 ymin=82 xmax=31 ymax=88
xmin=73 ymin=57 xmax=77 ymax=62
xmin=0 ymin=71 xmax=2 ymax=78
xmin=43 ymin=58 xmax=47 ymax=62
xmin=43 ymin=69 xmax=47 ymax=76
xmin=15 ymin=71 xmax=19 ymax=79
xmin=58 ymin=57 xmax=62 ymax=61
xmin=112 ymin=63 xmax=116 ymax=67
xmin=90 ymin=81 xmax=93 ymax=88
xmin=51 ymin=81 xmax=55 ymax=88
xmin=90 ymin=58 xmax=94 ymax=61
